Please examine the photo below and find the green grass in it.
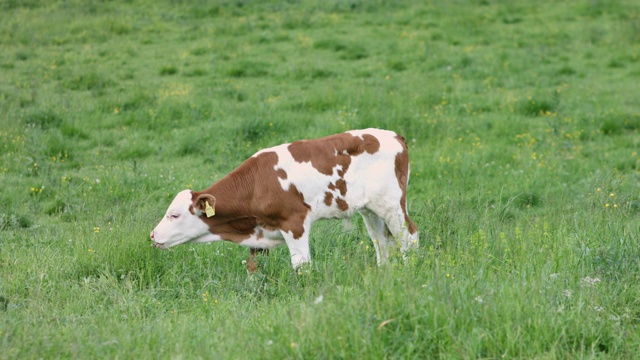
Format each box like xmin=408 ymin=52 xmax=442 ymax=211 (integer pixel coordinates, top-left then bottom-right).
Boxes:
xmin=2 ymin=0 xmax=640 ymax=358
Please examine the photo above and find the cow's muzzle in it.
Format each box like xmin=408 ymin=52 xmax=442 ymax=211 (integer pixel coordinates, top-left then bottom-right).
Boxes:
xmin=150 ymin=231 xmax=167 ymax=249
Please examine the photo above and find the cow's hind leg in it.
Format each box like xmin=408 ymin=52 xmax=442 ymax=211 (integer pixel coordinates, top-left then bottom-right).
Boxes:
xmin=382 ymin=205 xmax=419 ymax=256
xmin=359 ymin=208 xmax=392 ymax=265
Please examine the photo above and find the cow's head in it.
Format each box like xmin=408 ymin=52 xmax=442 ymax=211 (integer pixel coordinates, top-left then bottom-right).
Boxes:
xmin=150 ymin=190 xmax=217 ymax=248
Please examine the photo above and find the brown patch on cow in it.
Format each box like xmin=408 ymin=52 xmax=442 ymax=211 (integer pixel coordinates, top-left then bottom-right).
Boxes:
xmin=287 ymin=132 xmax=382 ymax=176
xmin=324 ymin=191 xmax=333 ymax=206
xmin=362 ymin=134 xmax=381 ymax=154
xmin=205 ymin=217 xmax=258 ymax=243
xmin=276 ymin=168 xmax=287 ymax=180
xmin=192 ymin=151 xmax=311 ymax=242
xmin=334 ymin=179 xmax=347 ymax=196
xmin=394 ymin=135 xmax=418 ymax=235
xmin=335 ymin=198 xmax=349 ymax=211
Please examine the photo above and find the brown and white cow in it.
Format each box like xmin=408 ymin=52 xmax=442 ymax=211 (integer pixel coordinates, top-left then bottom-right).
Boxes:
xmin=150 ymin=128 xmax=418 ymax=270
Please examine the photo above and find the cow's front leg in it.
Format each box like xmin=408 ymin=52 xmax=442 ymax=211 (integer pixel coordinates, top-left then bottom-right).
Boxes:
xmin=246 ymin=248 xmax=269 ymax=273
xmin=281 ymin=219 xmax=311 ymax=270
xmin=282 ymin=232 xmax=311 ymax=269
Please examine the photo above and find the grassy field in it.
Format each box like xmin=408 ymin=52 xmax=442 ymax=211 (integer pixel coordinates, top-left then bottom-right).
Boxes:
xmin=1 ymin=0 xmax=640 ymax=358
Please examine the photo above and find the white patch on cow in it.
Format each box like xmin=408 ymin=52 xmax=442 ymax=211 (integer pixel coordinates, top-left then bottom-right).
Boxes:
xmin=348 ymin=130 xmax=419 ymax=256
xmin=269 ymin=145 xmax=339 ymax=210
xmin=281 ymin=216 xmax=312 ymax=269
xmin=238 ymin=227 xmax=285 ymax=249
xmin=189 ymin=232 xmax=224 ymax=244
xmin=151 ymin=190 xmax=221 ymax=248
xmin=346 ymin=129 xmax=405 ymax=207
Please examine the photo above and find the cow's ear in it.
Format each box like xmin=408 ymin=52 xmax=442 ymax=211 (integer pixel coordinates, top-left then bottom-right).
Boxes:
xmin=193 ymin=194 xmax=216 ymax=217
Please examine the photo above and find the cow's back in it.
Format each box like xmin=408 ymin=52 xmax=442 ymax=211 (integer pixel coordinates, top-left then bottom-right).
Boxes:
xmin=254 ymin=128 xmax=407 ymax=220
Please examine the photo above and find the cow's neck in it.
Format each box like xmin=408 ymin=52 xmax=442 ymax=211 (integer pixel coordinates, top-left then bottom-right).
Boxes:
xmin=198 ymin=163 xmax=257 ymax=218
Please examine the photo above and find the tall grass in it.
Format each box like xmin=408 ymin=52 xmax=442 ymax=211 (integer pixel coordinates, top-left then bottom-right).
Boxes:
xmin=1 ymin=0 xmax=639 ymax=358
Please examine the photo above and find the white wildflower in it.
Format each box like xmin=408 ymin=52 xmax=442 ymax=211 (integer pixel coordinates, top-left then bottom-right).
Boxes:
xmin=581 ymin=277 xmax=601 ymax=287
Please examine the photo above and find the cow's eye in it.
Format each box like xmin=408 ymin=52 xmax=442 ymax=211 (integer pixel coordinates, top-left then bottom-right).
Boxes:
xmin=169 ymin=214 xmax=180 ymax=220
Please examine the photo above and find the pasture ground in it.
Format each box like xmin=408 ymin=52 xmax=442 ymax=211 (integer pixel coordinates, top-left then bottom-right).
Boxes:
xmin=1 ymin=0 xmax=640 ymax=358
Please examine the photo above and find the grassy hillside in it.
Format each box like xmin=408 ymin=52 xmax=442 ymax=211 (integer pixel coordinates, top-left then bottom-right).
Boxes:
xmin=1 ymin=0 xmax=640 ymax=358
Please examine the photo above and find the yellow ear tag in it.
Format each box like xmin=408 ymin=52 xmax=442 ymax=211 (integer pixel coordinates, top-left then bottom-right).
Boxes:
xmin=205 ymin=201 xmax=215 ymax=218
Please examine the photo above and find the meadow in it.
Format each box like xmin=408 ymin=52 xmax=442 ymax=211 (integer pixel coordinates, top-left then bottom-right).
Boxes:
xmin=1 ymin=0 xmax=640 ymax=358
